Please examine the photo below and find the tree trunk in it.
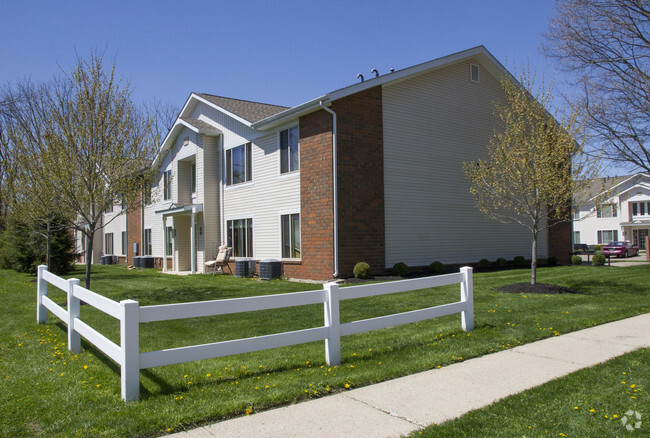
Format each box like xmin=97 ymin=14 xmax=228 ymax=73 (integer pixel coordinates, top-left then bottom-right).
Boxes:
xmin=531 ymin=232 xmax=538 ymax=285
xmin=85 ymin=231 xmax=93 ymax=289
xmin=45 ymin=220 xmax=51 ymax=270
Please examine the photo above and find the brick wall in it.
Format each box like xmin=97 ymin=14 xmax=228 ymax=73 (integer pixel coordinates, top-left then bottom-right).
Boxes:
xmin=295 ymin=109 xmax=335 ymax=280
xmin=289 ymin=86 xmax=386 ymax=281
xmin=548 ymin=219 xmax=572 ymax=264
xmin=126 ymin=196 xmax=142 ymax=264
xmin=332 ymin=86 xmax=385 ymax=278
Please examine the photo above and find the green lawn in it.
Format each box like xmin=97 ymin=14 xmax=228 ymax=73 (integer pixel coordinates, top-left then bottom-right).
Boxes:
xmin=1 ymin=264 xmax=649 ymax=437
xmin=409 ymin=348 xmax=649 ymax=437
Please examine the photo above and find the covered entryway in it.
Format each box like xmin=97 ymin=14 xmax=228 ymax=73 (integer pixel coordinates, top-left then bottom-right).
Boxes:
xmin=156 ymin=204 xmax=203 ymax=274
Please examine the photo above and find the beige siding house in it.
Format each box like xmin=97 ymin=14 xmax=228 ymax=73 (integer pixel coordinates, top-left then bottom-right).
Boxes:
xmin=95 ymin=46 xmax=569 ymax=280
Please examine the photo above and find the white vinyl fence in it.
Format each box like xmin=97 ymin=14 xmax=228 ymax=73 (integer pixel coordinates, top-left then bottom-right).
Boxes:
xmin=37 ymin=265 xmax=473 ymax=402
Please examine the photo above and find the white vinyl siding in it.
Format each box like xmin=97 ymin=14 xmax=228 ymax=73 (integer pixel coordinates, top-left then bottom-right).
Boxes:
xmin=223 ymin=130 xmax=300 ymax=260
xmin=382 ymin=59 xmax=547 ymax=266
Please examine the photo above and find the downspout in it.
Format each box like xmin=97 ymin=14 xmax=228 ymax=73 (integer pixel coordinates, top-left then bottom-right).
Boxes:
xmin=319 ymin=100 xmax=339 ymax=278
xmin=220 ymin=135 xmax=225 ymax=246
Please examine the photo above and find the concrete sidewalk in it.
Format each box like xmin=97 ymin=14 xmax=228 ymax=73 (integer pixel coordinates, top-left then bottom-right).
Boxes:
xmin=171 ymin=314 xmax=650 ymax=438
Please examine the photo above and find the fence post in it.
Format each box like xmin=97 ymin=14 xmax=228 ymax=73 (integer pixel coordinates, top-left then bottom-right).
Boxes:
xmin=460 ymin=266 xmax=474 ymax=332
xmin=120 ymin=299 xmax=140 ymax=402
xmin=323 ymin=282 xmax=341 ymax=366
xmin=37 ymin=265 xmax=48 ymax=324
xmin=67 ymin=279 xmax=81 ymax=353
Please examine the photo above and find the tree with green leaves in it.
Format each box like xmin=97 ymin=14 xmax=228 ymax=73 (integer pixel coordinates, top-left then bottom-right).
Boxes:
xmin=464 ymin=70 xmax=600 ymax=284
xmin=3 ymin=52 xmax=157 ymax=288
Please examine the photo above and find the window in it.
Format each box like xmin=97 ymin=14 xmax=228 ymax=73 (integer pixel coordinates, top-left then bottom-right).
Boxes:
xmin=227 ymin=218 xmax=253 ymax=257
xmin=165 ymin=226 xmax=173 ymax=256
xmin=144 ymin=229 xmax=152 ymax=256
xmin=597 ymin=230 xmax=618 ymax=244
xmin=597 ymin=203 xmax=617 ymax=218
xmin=104 ymin=201 xmax=114 ymax=214
xmin=105 ymin=233 xmax=114 ymax=255
xmin=163 ymin=170 xmax=172 ymax=200
xmin=226 ymin=143 xmax=252 ymax=186
xmin=470 ymin=64 xmax=480 ymax=83
xmin=632 ymin=202 xmax=647 ymax=217
xmin=280 ymin=126 xmax=299 ymax=174
xmin=121 ymin=231 xmax=127 ymax=255
xmin=573 ymin=231 xmax=580 ymax=244
xmin=281 ymin=213 xmax=301 ymax=258
xmin=191 ymin=162 xmax=196 ymax=194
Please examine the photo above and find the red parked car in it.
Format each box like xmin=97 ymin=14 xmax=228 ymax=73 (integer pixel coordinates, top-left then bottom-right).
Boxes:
xmin=602 ymin=241 xmax=639 ymax=258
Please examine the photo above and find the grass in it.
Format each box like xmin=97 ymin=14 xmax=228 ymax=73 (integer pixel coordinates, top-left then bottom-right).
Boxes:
xmin=408 ymin=348 xmax=649 ymax=437
xmin=0 ymin=263 xmax=649 ymax=437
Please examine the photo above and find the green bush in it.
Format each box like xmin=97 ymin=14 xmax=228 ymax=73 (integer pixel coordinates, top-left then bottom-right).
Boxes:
xmin=592 ymin=254 xmax=606 ymax=266
xmin=429 ymin=261 xmax=445 ymax=275
xmin=478 ymin=259 xmax=490 ymax=270
xmin=537 ymin=258 xmax=549 ymax=267
xmin=496 ymin=258 xmax=508 ymax=269
xmin=513 ymin=256 xmax=526 ymax=268
xmin=571 ymin=255 xmax=583 ymax=265
xmin=353 ymin=262 xmax=370 ymax=279
xmin=548 ymin=256 xmax=558 ymax=266
xmin=594 ymin=244 xmax=601 ymax=251
xmin=392 ymin=262 xmax=408 ymax=277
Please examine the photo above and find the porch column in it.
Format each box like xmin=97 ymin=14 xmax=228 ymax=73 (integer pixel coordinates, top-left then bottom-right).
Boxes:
xmin=190 ymin=210 xmax=196 ymax=274
xmin=161 ymin=216 xmax=167 ymax=272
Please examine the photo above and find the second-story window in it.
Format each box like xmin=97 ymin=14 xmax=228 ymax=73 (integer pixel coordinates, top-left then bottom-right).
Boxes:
xmin=226 ymin=143 xmax=252 ymax=186
xmin=280 ymin=126 xmax=299 ymax=174
xmin=163 ymin=170 xmax=172 ymax=200
xmin=597 ymin=203 xmax=617 ymax=218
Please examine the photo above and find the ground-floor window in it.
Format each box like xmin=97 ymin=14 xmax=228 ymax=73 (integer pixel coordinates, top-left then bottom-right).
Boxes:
xmin=166 ymin=226 xmax=173 ymax=256
xmin=573 ymin=231 xmax=580 ymax=244
xmin=144 ymin=229 xmax=152 ymax=255
xmin=633 ymin=229 xmax=649 ymax=250
xmin=227 ymin=218 xmax=253 ymax=257
xmin=597 ymin=230 xmax=618 ymax=244
xmin=104 ymin=233 xmax=114 ymax=255
xmin=281 ymin=213 xmax=301 ymax=258
xmin=121 ymin=231 xmax=127 ymax=255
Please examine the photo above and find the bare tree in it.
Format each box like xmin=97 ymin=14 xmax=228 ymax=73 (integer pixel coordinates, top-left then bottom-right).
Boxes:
xmin=5 ymin=52 xmax=158 ymax=288
xmin=543 ymin=0 xmax=650 ymax=172
xmin=464 ymin=70 xmax=600 ymax=284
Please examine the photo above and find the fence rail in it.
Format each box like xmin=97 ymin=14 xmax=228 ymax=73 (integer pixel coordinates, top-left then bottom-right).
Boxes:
xmin=36 ymin=265 xmax=473 ymax=402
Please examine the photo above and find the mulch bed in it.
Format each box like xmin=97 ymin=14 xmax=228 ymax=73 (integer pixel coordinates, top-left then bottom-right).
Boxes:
xmin=496 ymin=283 xmax=584 ymax=295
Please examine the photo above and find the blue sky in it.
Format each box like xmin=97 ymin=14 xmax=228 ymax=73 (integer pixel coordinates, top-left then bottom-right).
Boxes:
xmin=1 ymin=0 xmax=562 ymax=109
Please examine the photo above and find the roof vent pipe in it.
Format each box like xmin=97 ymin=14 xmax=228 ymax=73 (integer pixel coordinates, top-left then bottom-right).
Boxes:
xmin=356 ymin=74 xmax=364 ymax=82
xmin=318 ymin=100 xmax=339 ymax=279
xmin=371 ymin=68 xmax=379 ymax=77
xmin=390 ymin=67 xmax=395 ymax=73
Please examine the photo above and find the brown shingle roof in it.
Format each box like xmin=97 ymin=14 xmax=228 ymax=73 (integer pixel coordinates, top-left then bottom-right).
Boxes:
xmin=180 ymin=117 xmax=219 ymax=132
xmin=195 ymin=93 xmax=289 ymax=123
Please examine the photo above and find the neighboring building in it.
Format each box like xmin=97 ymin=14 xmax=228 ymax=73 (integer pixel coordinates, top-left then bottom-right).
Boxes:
xmin=573 ymin=173 xmax=650 ymax=250
xmin=85 ymin=46 xmax=570 ymax=280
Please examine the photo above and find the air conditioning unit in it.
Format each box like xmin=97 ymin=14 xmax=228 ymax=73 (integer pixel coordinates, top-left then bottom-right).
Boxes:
xmin=235 ymin=258 xmax=256 ymax=278
xmin=259 ymin=259 xmax=282 ymax=280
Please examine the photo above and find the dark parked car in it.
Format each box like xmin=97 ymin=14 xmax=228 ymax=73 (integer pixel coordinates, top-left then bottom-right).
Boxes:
xmin=602 ymin=241 xmax=639 ymax=258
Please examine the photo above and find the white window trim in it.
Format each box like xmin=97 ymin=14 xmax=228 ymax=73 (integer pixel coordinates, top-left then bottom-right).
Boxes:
xmin=143 ymin=228 xmax=153 ymax=256
xmin=225 ymin=215 xmax=255 ymax=258
xmin=225 ymin=142 xmax=253 ymax=187
xmin=279 ymin=211 xmax=301 ymax=261
xmin=470 ymin=63 xmax=480 ymax=83
xmin=279 ymin=125 xmax=300 ymax=176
